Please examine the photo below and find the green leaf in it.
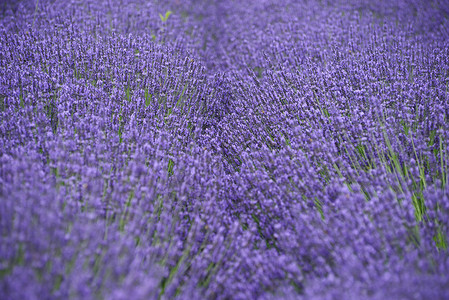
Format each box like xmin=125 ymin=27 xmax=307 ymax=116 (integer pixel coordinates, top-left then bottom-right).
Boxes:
xmin=159 ymin=10 xmax=173 ymax=22
xmin=145 ymin=88 xmax=152 ymax=107
xmin=125 ymin=86 xmax=131 ymax=102
xmin=19 ymin=93 xmax=24 ymax=108
xmin=168 ymin=158 xmax=174 ymax=177
xmin=165 ymin=10 xmax=172 ymax=19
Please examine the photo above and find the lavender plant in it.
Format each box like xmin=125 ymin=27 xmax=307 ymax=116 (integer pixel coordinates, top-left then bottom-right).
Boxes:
xmin=1 ymin=0 xmax=449 ymax=299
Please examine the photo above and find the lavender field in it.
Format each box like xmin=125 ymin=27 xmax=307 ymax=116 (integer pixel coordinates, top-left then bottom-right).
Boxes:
xmin=1 ymin=0 xmax=449 ymax=299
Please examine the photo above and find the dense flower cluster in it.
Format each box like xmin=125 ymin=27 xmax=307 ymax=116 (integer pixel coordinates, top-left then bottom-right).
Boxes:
xmin=1 ymin=0 xmax=449 ymax=299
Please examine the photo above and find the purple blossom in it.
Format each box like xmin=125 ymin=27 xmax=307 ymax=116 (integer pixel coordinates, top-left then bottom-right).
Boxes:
xmin=1 ymin=0 xmax=449 ymax=299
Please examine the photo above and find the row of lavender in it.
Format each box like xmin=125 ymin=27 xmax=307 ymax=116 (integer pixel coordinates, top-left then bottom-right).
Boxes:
xmin=1 ymin=0 xmax=449 ymax=299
